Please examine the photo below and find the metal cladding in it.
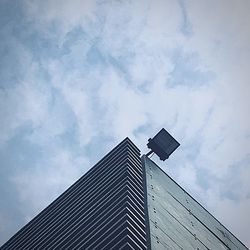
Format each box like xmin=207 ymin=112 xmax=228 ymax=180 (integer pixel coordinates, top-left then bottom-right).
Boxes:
xmin=142 ymin=155 xmax=248 ymax=250
xmin=2 ymin=138 xmax=149 ymax=250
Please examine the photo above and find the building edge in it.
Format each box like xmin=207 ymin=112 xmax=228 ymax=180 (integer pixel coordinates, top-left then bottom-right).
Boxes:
xmin=141 ymin=155 xmax=152 ymax=250
xmin=2 ymin=137 xmax=151 ymax=249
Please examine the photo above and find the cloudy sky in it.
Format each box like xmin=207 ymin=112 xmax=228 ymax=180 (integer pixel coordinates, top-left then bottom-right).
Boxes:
xmin=0 ymin=0 xmax=250 ymax=247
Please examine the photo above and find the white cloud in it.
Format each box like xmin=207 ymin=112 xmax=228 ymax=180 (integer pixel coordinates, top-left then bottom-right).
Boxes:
xmin=11 ymin=150 xmax=89 ymax=220
xmin=24 ymin=0 xmax=97 ymax=40
xmin=0 ymin=79 xmax=49 ymax=146
xmin=98 ymin=69 xmax=148 ymax=141
xmin=61 ymin=85 xmax=96 ymax=146
xmin=206 ymin=191 xmax=250 ymax=248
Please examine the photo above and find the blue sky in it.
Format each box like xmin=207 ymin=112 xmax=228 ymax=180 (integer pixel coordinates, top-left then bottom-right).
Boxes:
xmin=0 ymin=0 xmax=250 ymax=247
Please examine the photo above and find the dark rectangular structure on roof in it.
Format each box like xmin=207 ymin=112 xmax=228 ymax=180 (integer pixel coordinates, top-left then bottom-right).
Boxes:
xmin=147 ymin=128 xmax=180 ymax=161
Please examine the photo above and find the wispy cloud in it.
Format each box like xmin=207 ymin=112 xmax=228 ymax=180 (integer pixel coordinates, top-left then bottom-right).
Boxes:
xmin=177 ymin=0 xmax=193 ymax=37
xmin=11 ymin=150 xmax=88 ymax=218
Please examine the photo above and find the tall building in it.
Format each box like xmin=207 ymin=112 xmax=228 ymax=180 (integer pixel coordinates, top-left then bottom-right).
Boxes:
xmin=1 ymin=137 xmax=248 ymax=249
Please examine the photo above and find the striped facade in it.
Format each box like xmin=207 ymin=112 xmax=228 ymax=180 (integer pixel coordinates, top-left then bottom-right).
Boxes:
xmin=2 ymin=138 xmax=149 ymax=250
xmin=2 ymin=137 xmax=248 ymax=249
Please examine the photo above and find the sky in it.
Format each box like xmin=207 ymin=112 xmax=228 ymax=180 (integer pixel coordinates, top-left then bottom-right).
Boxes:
xmin=0 ymin=0 xmax=250 ymax=247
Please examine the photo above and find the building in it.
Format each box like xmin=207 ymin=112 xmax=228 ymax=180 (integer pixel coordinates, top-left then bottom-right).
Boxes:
xmin=1 ymin=138 xmax=248 ymax=249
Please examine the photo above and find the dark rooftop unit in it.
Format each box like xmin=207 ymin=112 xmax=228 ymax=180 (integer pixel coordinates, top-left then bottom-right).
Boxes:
xmin=147 ymin=128 xmax=180 ymax=161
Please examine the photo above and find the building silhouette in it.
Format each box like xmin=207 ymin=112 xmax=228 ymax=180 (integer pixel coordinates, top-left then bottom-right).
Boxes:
xmin=1 ymin=138 xmax=248 ymax=249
